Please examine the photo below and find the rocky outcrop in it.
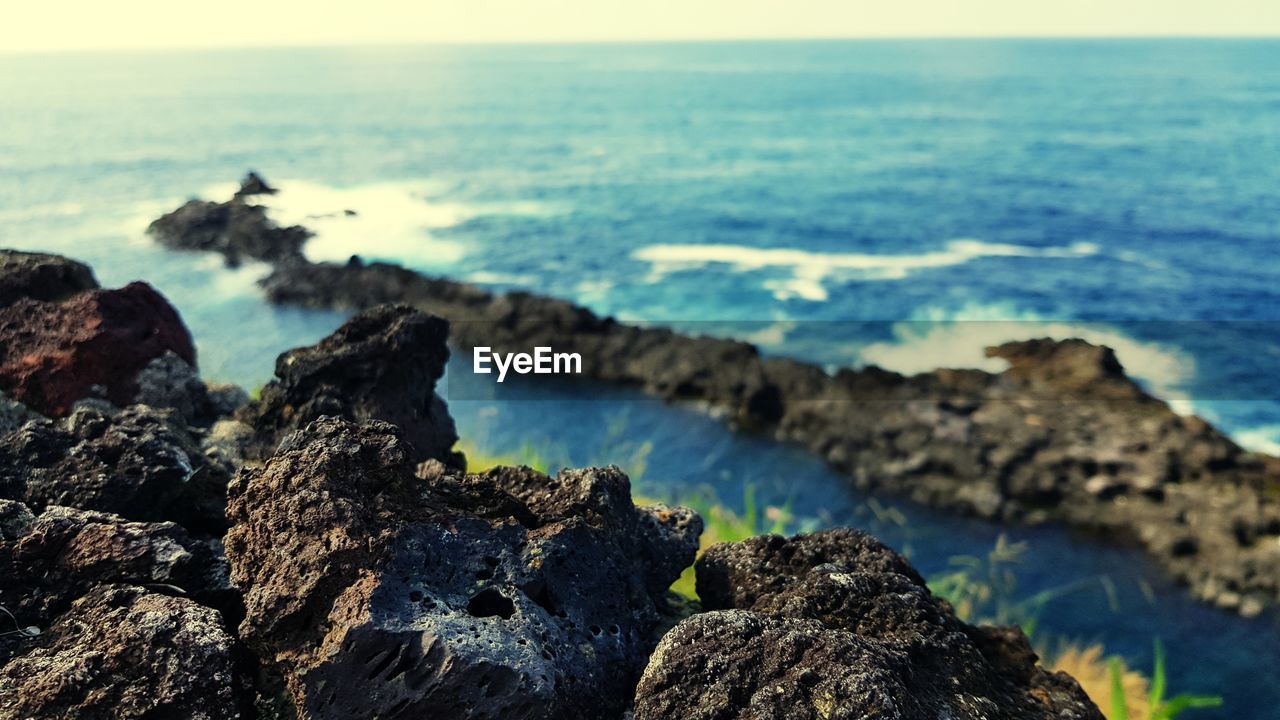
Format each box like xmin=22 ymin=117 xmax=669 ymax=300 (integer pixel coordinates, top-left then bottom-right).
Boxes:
xmin=146 ymin=178 xmax=1280 ymax=615
xmin=0 ymin=405 xmax=230 ymax=534
xmin=0 ymin=250 xmax=98 ymax=309
xmin=0 ymin=281 xmax=196 ymax=417
xmin=225 ymin=417 xmax=699 ymax=719
xmin=0 ymin=585 xmax=243 ymax=720
xmin=134 ymin=351 xmax=249 ymax=429
xmin=148 ymin=174 xmax=308 ymax=267
xmin=238 ymin=304 xmax=462 ymax=467
xmin=634 ymin=530 xmax=1101 ymax=720
xmin=0 ymin=501 xmax=235 ymax=641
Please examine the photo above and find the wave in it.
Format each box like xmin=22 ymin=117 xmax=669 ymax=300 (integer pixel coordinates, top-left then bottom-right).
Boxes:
xmin=229 ymin=179 xmax=562 ymax=271
xmin=632 ymin=239 xmax=1099 ymax=302
xmin=856 ymin=301 xmax=1196 ymax=409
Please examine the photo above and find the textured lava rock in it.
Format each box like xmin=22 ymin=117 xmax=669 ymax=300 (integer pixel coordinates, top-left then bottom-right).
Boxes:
xmin=634 ymin=530 xmax=1101 ymax=720
xmin=0 ymin=250 xmax=98 ymax=309
xmin=0 ymin=281 xmax=196 ymax=416
xmin=225 ymin=417 xmax=699 ymax=720
xmin=148 ymin=175 xmax=308 ymax=267
xmin=0 ymin=405 xmax=230 ymax=534
xmin=240 ymin=304 xmax=462 ymax=467
xmin=0 ymin=500 xmax=238 ymax=664
xmin=0 ymin=585 xmax=242 ymax=720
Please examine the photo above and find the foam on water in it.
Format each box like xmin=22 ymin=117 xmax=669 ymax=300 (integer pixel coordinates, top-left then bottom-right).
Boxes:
xmin=856 ymin=301 xmax=1196 ymax=406
xmin=633 ymin=240 xmax=1099 ymax=302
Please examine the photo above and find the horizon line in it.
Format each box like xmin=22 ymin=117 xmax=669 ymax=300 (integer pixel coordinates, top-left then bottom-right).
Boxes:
xmin=5 ymin=33 xmax=1280 ymax=57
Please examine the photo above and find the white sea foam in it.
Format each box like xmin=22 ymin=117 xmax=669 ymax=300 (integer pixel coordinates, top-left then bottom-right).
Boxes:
xmin=467 ymin=271 xmax=538 ymax=286
xmin=226 ymin=179 xmax=561 ymax=271
xmin=1233 ymin=425 xmax=1280 ymax=456
xmin=240 ymin=180 xmax=469 ymax=268
xmin=0 ymin=202 xmax=85 ymax=222
xmin=632 ymin=240 xmax=1099 ymax=302
xmin=856 ymin=301 xmax=1195 ymax=406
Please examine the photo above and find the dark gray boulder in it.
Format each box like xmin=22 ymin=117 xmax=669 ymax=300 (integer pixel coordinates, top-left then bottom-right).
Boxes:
xmin=239 ymin=304 xmax=463 ymax=468
xmin=225 ymin=417 xmax=699 ymax=720
xmin=633 ymin=529 xmax=1102 ymax=720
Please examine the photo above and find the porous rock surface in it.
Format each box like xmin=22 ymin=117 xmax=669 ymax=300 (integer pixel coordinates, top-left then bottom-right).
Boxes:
xmin=238 ymin=303 xmax=462 ymax=467
xmin=0 ymin=585 xmax=242 ymax=720
xmin=0 ymin=249 xmax=98 ymax=309
xmin=0 ymin=281 xmax=196 ymax=416
xmin=634 ymin=529 xmax=1102 ymax=720
xmin=0 ymin=501 xmax=235 ymax=639
xmin=149 ymin=177 xmax=1280 ymax=614
xmin=0 ymin=404 xmax=231 ymax=534
xmin=225 ymin=417 xmax=700 ymax=720
xmin=0 ymin=499 xmax=243 ymax=719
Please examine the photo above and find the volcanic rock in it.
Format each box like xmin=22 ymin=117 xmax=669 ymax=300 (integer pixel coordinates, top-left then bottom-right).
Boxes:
xmin=148 ymin=190 xmax=308 ymax=267
xmin=634 ymin=529 xmax=1102 ymax=720
xmin=0 ymin=584 xmax=242 ymax=720
xmin=0 ymin=250 xmax=98 ymax=309
xmin=239 ymin=303 xmax=462 ymax=467
xmin=234 ymin=171 xmax=278 ymax=199
xmin=0 ymin=281 xmax=196 ymax=417
xmin=0 ymin=501 xmax=237 ymax=664
xmin=225 ymin=417 xmax=699 ymax=720
xmin=0 ymin=405 xmax=230 ymax=534
xmin=134 ymin=350 xmax=249 ymax=428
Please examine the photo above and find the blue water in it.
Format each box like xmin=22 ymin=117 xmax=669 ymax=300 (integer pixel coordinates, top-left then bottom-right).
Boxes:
xmin=3 ymin=40 xmax=1279 ymax=717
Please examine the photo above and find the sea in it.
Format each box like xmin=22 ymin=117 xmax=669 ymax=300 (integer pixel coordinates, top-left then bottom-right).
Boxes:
xmin=2 ymin=39 xmax=1278 ymax=717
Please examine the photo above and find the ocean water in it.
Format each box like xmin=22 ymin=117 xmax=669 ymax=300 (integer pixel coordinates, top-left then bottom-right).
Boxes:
xmin=2 ymin=40 xmax=1279 ymax=716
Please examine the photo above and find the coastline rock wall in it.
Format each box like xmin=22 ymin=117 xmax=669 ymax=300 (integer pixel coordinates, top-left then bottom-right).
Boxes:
xmin=143 ymin=178 xmax=1280 ymax=615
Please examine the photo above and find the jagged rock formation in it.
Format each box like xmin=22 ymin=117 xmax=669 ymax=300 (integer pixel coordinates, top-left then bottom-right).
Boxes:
xmin=0 ymin=585 xmax=243 ymax=720
xmin=634 ymin=530 xmax=1102 ymax=720
xmin=0 ymin=250 xmax=98 ymax=309
xmin=0 ymin=500 xmax=244 ymax=718
xmin=147 ymin=177 xmax=1280 ymax=615
xmin=237 ymin=304 xmax=462 ymax=467
xmin=134 ymin=351 xmax=250 ymax=429
xmin=0 ymin=281 xmax=197 ymax=416
xmin=0 ymin=405 xmax=231 ymax=535
xmin=148 ymin=174 xmax=309 ymax=267
xmin=226 ymin=417 xmax=700 ymax=719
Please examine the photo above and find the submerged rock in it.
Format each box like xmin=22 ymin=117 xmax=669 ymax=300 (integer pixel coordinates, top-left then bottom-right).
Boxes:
xmin=225 ymin=417 xmax=699 ymax=720
xmin=0 ymin=281 xmax=196 ymax=417
xmin=0 ymin=585 xmax=243 ymax=720
xmin=240 ymin=303 xmax=462 ymax=467
xmin=0 ymin=405 xmax=230 ymax=534
xmin=634 ymin=530 xmax=1102 ymax=720
xmin=0 ymin=250 xmax=98 ymax=309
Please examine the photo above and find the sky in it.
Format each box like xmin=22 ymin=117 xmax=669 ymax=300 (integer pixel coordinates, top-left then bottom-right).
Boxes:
xmin=3 ymin=1 xmax=1279 ymax=53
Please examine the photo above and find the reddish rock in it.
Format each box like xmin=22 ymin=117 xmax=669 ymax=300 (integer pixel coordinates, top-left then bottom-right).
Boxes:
xmin=0 ymin=282 xmax=196 ymax=417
